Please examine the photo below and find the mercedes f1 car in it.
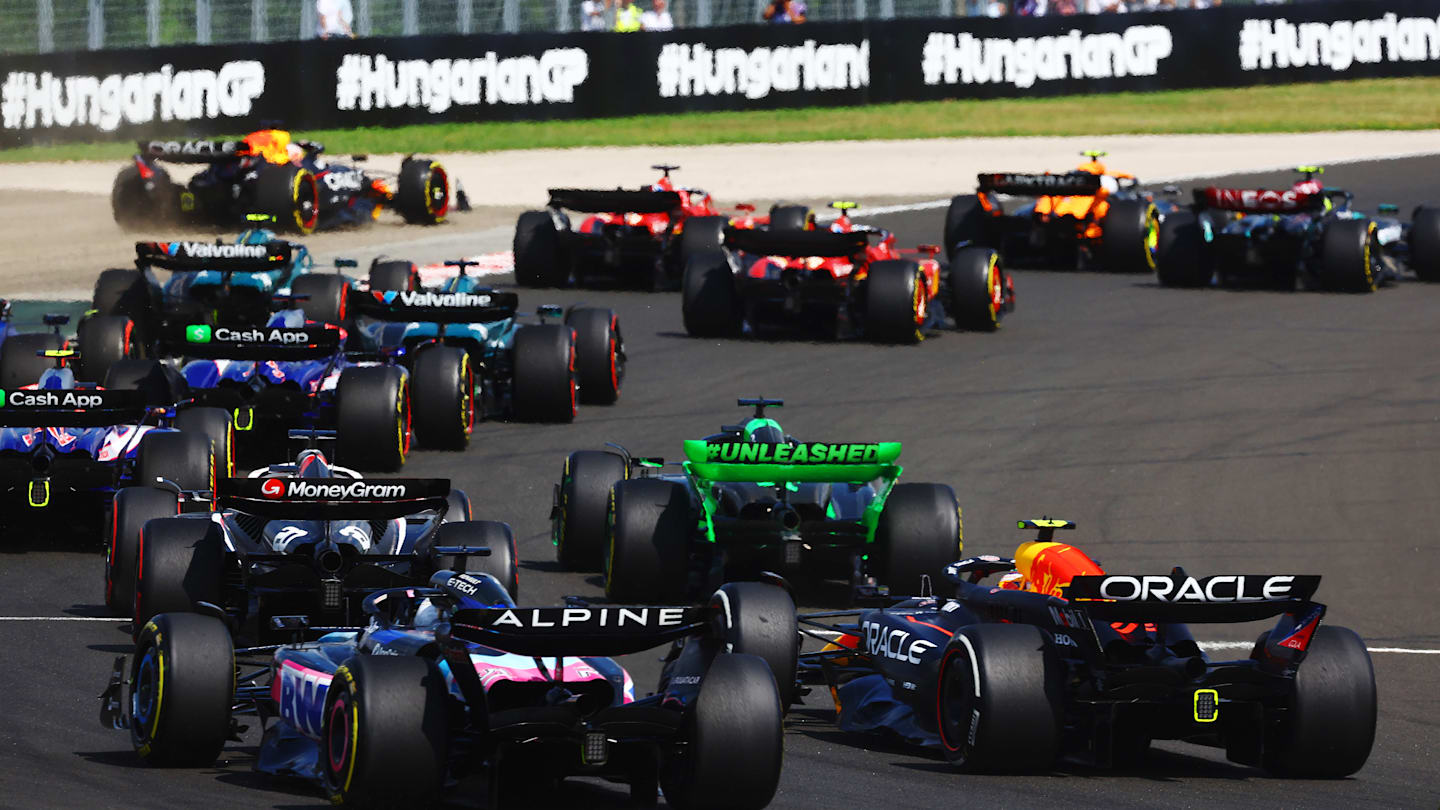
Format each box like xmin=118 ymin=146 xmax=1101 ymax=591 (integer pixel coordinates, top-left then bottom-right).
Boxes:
xmin=113 ymin=133 xmax=449 ymax=234
xmin=797 ymin=519 xmax=1376 ymax=778
xmin=101 ymin=573 xmax=792 ymax=809
xmin=683 ymin=202 xmax=1014 ymax=342
xmin=945 ymin=151 xmax=1178 ymax=273
xmin=1156 ymin=166 xmax=1440 ymax=291
xmin=551 ymin=398 xmax=963 ymax=603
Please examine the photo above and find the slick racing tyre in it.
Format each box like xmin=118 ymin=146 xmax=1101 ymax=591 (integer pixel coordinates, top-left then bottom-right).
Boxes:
xmin=682 ymin=250 xmax=740 ymax=338
xmin=291 ymin=273 xmax=349 ymax=327
xmin=1100 ymin=199 xmax=1160 ymax=273
xmin=768 ymin=204 xmax=812 ymax=232
xmin=337 ymin=366 xmax=411 ymax=472
xmin=1410 ymin=205 xmax=1440 ymax=282
xmin=323 ymin=656 xmax=448 ymax=808
xmin=173 ymin=407 xmax=235 ymax=481
xmin=513 ymin=211 xmax=567 ymax=288
xmin=1318 ymin=219 xmax=1382 ymax=293
xmin=135 ymin=430 xmax=215 ymax=511
xmin=367 ymin=259 xmax=419 ymax=292
xmin=443 ymin=489 xmax=473 ymax=523
xmin=679 ymin=215 xmax=727 ymax=263
xmin=511 ymin=324 xmax=576 ymax=423
xmin=937 ymin=624 xmax=1063 ymax=772
xmin=397 ymin=157 xmax=450 ymax=225
xmin=133 ymin=517 xmax=224 ymax=630
xmin=864 ymin=260 xmax=925 ymax=344
xmin=944 ymin=194 xmax=987 ymax=261
xmin=875 ymin=483 xmax=961 ymax=597
xmin=256 ymin=163 xmax=319 ymax=234
xmin=567 ymin=307 xmax=624 ymax=405
xmin=1262 ymin=625 xmax=1376 ymax=777
xmin=949 ymin=247 xmax=1007 ymax=332
xmin=605 ymin=478 xmax=690 ymax=603
xmin=424 ymin=519 xmax=519 ymax=601
xmin=111 ymin=163 xmax=176 ymax=229
xmin=411 ymin=345 xmax=475 ymax=450
xmin=555 ymin=450 xmax=627 ymax=571
xmin=106 ymin=486 xmax=180 ymax=617
xmin=0 ymin=332 xmax=62 ymax=389
xmin=711 ymin=582 xmax=799 ymax=711
xmin=659 ymin=654 xmax=783 ymax=810
xmin=129 ymin=612 xmax=234 ymax=766
xmin=92 ymin=268 xmax=156 ymax=341
xmin=75 ymin=315 xmax=139 ymax=383
xmin=1155 ymin=211 xmax=1214 ymax=288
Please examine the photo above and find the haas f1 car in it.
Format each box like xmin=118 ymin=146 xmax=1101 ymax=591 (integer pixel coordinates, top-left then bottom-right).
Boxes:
xmin=113 ymin=132 xmax=449 ymax=234
xmin=945 ymin=151 xmax=1177 ymax=273
xmin=1157 ymin=166 xmax=1440 ymax=291
xmin=798 ymin=519 xmax=1375 ymax=778
xmin=683 ymin=202 xmax=1014 ymax=343
xmin=101 ymin=572 xmax=794 ymax=809
xmin=552 ymin=398 xmax=963 ymax=603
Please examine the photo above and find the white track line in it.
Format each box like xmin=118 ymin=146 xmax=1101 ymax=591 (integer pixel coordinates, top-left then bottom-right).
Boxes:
xmin=0 ymin=616 xmax=127 ymax=621
xmin=805 ymin=629 xmax=1438 ymax=654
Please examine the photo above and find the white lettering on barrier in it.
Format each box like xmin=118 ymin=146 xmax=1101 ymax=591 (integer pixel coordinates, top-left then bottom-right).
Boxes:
xmin=334 ymin=50 xmax=589 ymax=113
xmin=1 ymin=61 xmax=264 ymax=132
xmin=920 ymin=26 xmax=1172 ymax=89
xmin=1238 ymin=14 xmax=1440 ymax=72
xmin=656 ymin=40 xmax=870 ymax=100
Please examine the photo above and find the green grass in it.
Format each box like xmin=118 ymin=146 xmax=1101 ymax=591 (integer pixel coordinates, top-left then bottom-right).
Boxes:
xmin=6 ymin=77 xmax=1438 ymax=163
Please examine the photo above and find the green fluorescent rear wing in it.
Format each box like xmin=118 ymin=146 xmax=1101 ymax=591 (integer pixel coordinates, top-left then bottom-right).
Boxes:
xmin=682 ymin=440 xmax=901 ymax=483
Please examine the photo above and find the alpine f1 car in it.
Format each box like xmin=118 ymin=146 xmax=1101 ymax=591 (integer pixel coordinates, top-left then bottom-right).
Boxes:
xmin=513 ymin=165 xmax=804 ymax=289
xmin=945 ymin=151 xmax=1179 ymax=273
xmin=101 ymin=572 xmax=793 ymax=809
xmin=1156 ymin=166 xmax=1440 ymax=292
xmin=796 ymin=519 xmax=1375 ymax=778
xmin=350 ymin=256 xmax=626 ymax=430
xmin=113 ymin=132 xmax=450 ymax=234
xmin=684 ymin=202 xmax=1014 ymax=342
xmin=551 ymin=398 xmax=963 ymax=603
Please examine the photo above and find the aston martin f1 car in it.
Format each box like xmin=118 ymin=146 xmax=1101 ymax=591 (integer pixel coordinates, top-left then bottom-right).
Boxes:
xmin=350 ymin=257 xmax=625 ymax=431
xmin=101 ymin=574 xmax=792 ymax=809
xmin=113 ymin=133 xmax=449 ymax=234
xmin=551 ymin=398 xmax=963 ymax=603
xmin=945 ymin=151 xmax=1179 ymax=273
xmin=684 ymin=202 xmax=1014 ymax=342
xmin=797 ymin=519 xmax=1375 ymax=778
xmin=1156 ymin=167 xmax=1440 ymax=291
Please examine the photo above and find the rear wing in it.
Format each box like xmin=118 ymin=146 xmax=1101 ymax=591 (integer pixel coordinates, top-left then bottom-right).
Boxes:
xmin=136 ymin=240 xmax=293 ymax=272
xmin=547 ymin=188 xmax=681 ymax=214
xmin=137 ymin=139 xmax=245 ymax=163
xmin=682 ymin=439 xmax=901 ymax=483
xmin=350 ymin=288 xmax=519 ymax=325
xmin=1195 ymin=187 xmax=1323 ymax=214
xmin=172 ymin=324 xmax=341 ymax=360
xmin=0 ymin=389 xmax=147 ymax=427
xmin=452 ymin=604 xmax=715 ymax=657
xmin=219 ymin=477 xmax=450 ymax=519
xmin=723 ymin=227 xmax=869 ymax=258
xmin=1066 ymin=574 xmax=1322 ymax=623
xmin=977 ymin=172 xmax=1103 ymax=197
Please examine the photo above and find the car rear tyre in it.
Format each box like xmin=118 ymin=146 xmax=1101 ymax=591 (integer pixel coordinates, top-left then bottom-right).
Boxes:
xmin=444 ymin=489 xmax=473 ymax=523
xmin=949 ymin=247 xmax=1006 ymax=332
xmin=133 ymin=517 xmax=224 ymax=630
xmin=337 ymin=366 xmax=411 ymax=471
xmin=1410 ymin=205 xmax=1440 ymax=282
xmin=129 ymin=612 xmax=233 ymax=766
xmin=768 ymin=204 xmax=811 ymax=232
xmin=1100 ymin=199 xmax=1159 ymax=273
xmin=92 ymin=268 xmax=156 ymax=342
xmin=76 ymin=315 xmax=139 ymax=383
xmin=712 ymin=582 xmax=799 ymax=712
xmin=424 ymin=519 xmax=519 ymax=601
xmin=864 ymin=260 xmax=924 ymax=344
xmin=511 ymin=324 xmax=576 ymax=423
xmin=1155 ymin=211 xmax=1213 ymax=288
xmin=0 ymin=332 xmax=62 ymax=389
xmin=173 ymin=407 xmax=235 ymax=481
xmin=875 ymin=483 xmax=961 ymax=596
xmin=556 ymin=450 xmax=627 ymax=571
xmin=411 ymin=345 xmax=474 ymax=450
xmin=136 ymin=430 xmax=215 ymax=511
xmin=1262 ymin=625 xmax=1376 ymax=777
xmin=323 ymin=656 xmax=448 ymax=808
xmin=111 ymin=163 xmax=175 ymax=230
xmin=937 ymin=624 xmax=1063 ymax=772
xmin=679 ymin=215 xmax=727 ymax=262
xmin=290 ymin=273 xmax=349 ymax=327
xmin=682 ymin=250 xmax=740 ymax=338
xmin=944 ymin=194 xmax=987 ymax=261
xmin=513 ymin=211 xmax=567 ymax=288
xmin=107 ymin=486 xmax=180 ymax=617
xmin=255 ymin=164 xmax=319 ymax=234
xmin=367 ymin=259 xmax=418 ymax=292
xmin=397 ymin=157 xmax=450 ymax=225
xmin=605 ymin=479 xmax=690 ymax=603
xmin=567 ymin=307 xmax=624 ymax=405
xmin=1318 ymin=219 xmax=1381 ymax=293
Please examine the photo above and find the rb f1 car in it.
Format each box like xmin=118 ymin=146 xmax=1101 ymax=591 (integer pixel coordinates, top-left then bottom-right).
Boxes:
xmin=798 ymin=519 xmax=1375 ymax=777
xmin=113 ymin=133 xmax=450 ymax=234
xmin=684 ymin=202 xmax=1014 ymax=342
xmin=552 ymin=397 xmax=963 ymax=603
xmin=101 ymin=573 xmax=793 ymax=809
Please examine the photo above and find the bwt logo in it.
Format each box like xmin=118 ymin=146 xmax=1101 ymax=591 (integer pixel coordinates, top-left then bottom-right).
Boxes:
xmin=335 ymin=50 xmax=589 ymax=113
xmin=921 ymin=26 xmax=1172 ymax=89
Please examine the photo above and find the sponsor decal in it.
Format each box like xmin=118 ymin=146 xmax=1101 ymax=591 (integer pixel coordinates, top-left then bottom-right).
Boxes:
xmin=703 ymin=441 xmax=881 ymax=464
xmin=1047 ymin=605 xmax=1091 ymax=629
xmin=486 ymin=606 xmax=687 ymax=629
xmin=1202 ymin=186 xmax=1319 ymax=212
xmin=276 ymin=662 xmax=332 ymax=739
xmin=5 ymin=390 xmax=106 ymax=408
xmin=671 ymin=675 xmax=702 ymax=686
xmin=144 ymin=139 xmax=238 ymax=158
xmin=335 ymin=49 xmax=589 ymax=113
xmin=260 ymin=478 xmax=285 ymax=500
xmin=166 ymin=241 xmax=269 ymax=259
xmin=320 ymin=170 xmax=364 ymax=192
xmin=1052 ymin=632 xmax=1077 ymax=647
xmin=189 ymin=326 xmax=313 ymax=344
xmin=371 ymin=290 xmax=494 ymax=308
xmin=274 ymin=479 xmax=410 ymax=500
xmin=1085 ymin=574 xmax=1301 ymax=602
xmin=922 ymin=26 xmax=1172 ymax=89
xmin=1 ymin=61 xmax=265 ymax=132
xmin=270 ymin=525 xmax=308 ymax=550
xmin=1238 ymin=13 xmax=1440 ymax=73
xmin=861 ymin=619 xmax=938 ymax=665
xmin=447 ymin=575 xmax=480 ymax=595
xmin=185 ymin=324 xmax=212 ymax=343
xmin=657 ymin=39 xmax=869 ymax=100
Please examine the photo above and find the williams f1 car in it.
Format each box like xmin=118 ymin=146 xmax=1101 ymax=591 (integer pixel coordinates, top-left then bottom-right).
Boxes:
xmin=797 ymin=519 xmax=1375 ymax=778
xmin=101 ymin=573 xmax=793 ymax=809
xmin=684 ymin=202 xmax=1014 ymax=342
xmin=113 ymin=133 xmax=449 ymax=234
xmin=551 ymin=398 xmax=963 ymax=603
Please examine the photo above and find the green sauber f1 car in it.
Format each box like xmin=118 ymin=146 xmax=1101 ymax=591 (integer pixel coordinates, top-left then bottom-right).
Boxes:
xmin=550 ymin=398 xmax=963 ymax=603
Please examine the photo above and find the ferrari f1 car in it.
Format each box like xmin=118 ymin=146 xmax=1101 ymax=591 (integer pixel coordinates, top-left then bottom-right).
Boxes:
xmin=113 ymin=132 xmax=449 ymax=234
xmin=797 ymin=519 xmax=1375 ymax=777
xmin=945 ymin=151 xmax=1177 ymax=273
xmin=551 ymin=398 xmax=963 ymax=603
xmin=513 ymin=165 xmax=802 ymax=289
xmin=1156 ymin=166 xmax=1440 ymax=292
xmin=349 ymin=256 xmax=626 ymax=429
xmin=101 ymin=572 xmax=793 ymax=809
xmin=684 ymin=202 xmax=1014 ymax=342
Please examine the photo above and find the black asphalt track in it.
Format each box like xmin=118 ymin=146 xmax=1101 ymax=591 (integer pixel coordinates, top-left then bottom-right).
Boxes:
xmin=2 ymin=156 xmax=1439 ymax=808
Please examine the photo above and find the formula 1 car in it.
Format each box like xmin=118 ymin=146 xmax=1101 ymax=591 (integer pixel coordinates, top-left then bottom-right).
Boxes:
xmin=1156 ymin=167 xmax=1440 ymax=291
xmin=349 ymin=257 xmax=626 ymax=430
xmin=112 ymin=132 xmax=450 ymax=234
xmin=513 ymin=165 xmax=801 ymax=289
xmin=551 ymin=398 xmax=963 ymax=603
xmin=101 ymin=573 xmax=793 ymax=809
xmin=945 ymin=151 xmax=1178 ymax=273
xmin=684 ymin=202 xmax=1014 ymax=342
xmin=797 ymin=519 xmax=1376 ymax=778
